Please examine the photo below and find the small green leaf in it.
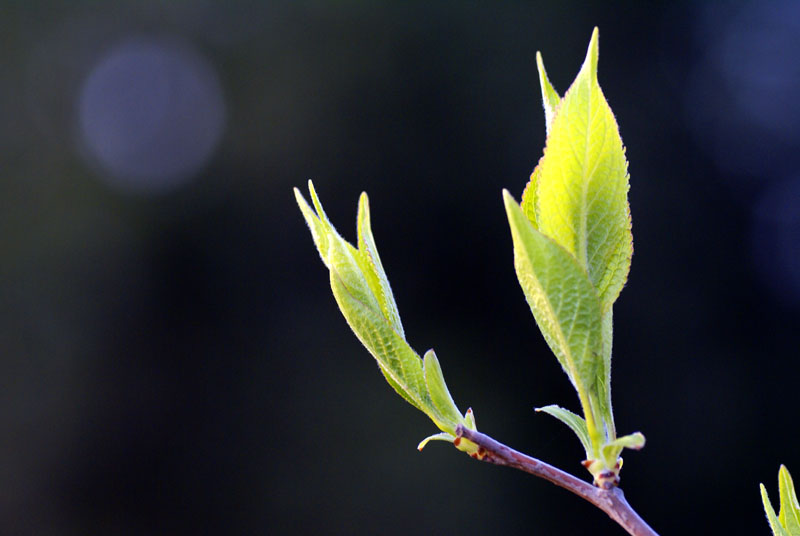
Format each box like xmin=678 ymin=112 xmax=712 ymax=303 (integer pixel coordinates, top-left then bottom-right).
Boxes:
xmin=463 ymin=407 xmax=476 ymax=430
xmin=295 ymin=183 xmax=332 ymax=268
xmin=296 ymin=182 xmax=470 ymax=443
xmin=764 ymin=483 xmax=792 ymax=536
xmin=423 ymin=349 xmax=464 ymax=426
xmin=520 ymin=53 xmax=560 ymax=230
xmin=604 ymin=432 xmax=645 ymax=450
xmin=357 ymin=192 xmax=405 ymax=338
xmin=779 ymin=466 xmax=800 ymax=534
xmin=503 ymin=190 xmax=604 ymax=445
xmin=329 ymin=267 xmax=429 ymax=414
xmin=536 ymin=51 xmax=561 ymax=136
xmin=601 ymin=432 xmax=645 ymax=467
xmin=536 ymin=405 xmax=591 ymax=457
xmin=417 ymin=432 xmax=455 ymax=451
xmin=532 ymin=27 xmax=632 ymax=312
xmin=520 ymin=164 xmax=541 ymax=229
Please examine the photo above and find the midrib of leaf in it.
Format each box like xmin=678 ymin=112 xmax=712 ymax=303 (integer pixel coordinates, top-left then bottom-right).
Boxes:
xmin=577 ymin=81 xmax=594 ymax=269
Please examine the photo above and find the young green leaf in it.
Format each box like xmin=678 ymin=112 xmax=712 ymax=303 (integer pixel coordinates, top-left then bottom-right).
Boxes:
xmin=536 ymin=51 xmax=561 ymax=136
xmin=503 ymin=190 xmax=604 ymax=445
xmin=327 ymin=234 xmax=430 ymax=414
xmin=761 ymin=466 xmax=800 ymax=536
xmin=536 ymin=405 xmax=591 ymax=457
xmin=779 ymin=465 xmax=800 ymax=534
xmin=520 ymin=164 xmax=541 ymax=230
xmin=601 ymin=432 xmax=645 ymax=468
xmin=520 ymin=53 xmax=560 ymax=229
xmin=357 ymin=192 xmax=405 ymax=338
xmin=295 ymin=182 xmax=471 ymax=445
xmin=763 ymin=483 xmax=791 ymax=536
xmin=531 ymin=27 xmax=632 ymax=312
xmin=604 ymin=432 xmax=645 ymax=451
xmin=417 ymin=432 xmax=455 ymax=451
xmin=423 ymin=349 xmax=464 ymax=426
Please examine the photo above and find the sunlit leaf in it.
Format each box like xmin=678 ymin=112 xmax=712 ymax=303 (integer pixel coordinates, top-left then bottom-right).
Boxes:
xmin=761 ymin=466 xmax=800 ymax=536
xmin=520 ymin=54 xmax=560 ymax=229
xmin=295 ymin=182 xmax=469 ymax=441
xmin=536 ymin=404 xmax=591 ymax=456
xmin=779 ymin=466 xmax=800 ymax=534
xmin=763 ymin=483 xmax=792 ymax=536
xmin=601 ymin=432 xmax=645 ymax=466
xmin=417 ymin=432 xmax=455 ymax=451
xmin=503 ymin=190 xmax=604 ymax=443
xmin=536 ymin=50 xmax=561 ymax=136
xmin=357 ymin=192 xmax=405 ymax=338
xmin=532 ymin=28 xmax=632 ymax=312
xmin=520 ymin=164 xmax=541 ymax=229
xmin=423 ymin=349 xmax=464 ymax=426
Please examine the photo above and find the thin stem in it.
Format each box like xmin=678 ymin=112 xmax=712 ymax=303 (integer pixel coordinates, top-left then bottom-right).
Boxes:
xmin=455 ymin=425 xmax=658 ymax=536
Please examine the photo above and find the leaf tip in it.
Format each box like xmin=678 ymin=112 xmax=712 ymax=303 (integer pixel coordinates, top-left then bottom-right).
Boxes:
xmin=417 ymin=432 xmax=455 ymax=451
xmin=535 ymin=51 xmax=547 ymax=83
xmin=629 ymin=432 xmax=646 ymax=450
xmin=582 ymin=27 xmax=599 ymax=80
xmin=358 ymin=191 xmax=369 ymax=209
xmin=464 ymin=407 xmax=476 ymax=429
xmin=293 ymin=186 xmax=305 ymax=205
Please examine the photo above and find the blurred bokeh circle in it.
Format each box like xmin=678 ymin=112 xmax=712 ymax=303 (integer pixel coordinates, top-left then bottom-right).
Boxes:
xmin=78 ymin=36 xmax=225 ymax=193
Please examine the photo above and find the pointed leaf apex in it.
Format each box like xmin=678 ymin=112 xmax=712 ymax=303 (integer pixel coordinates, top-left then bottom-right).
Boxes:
xmin=581 ymin=27 xmax=600 ymax=81
xmin=307 ymin=180 xmax=331 ymax=225
xmin=464 ymin=407 xmax=476 ymax=429
xmin=357 ymin=192 xmax=370 ymax=231
xmin=422 ymin=349 xmax=463 ymax=430
xmin=535 ymin=51 xmax=560 ymax=135
xmin=358 ymin=191 xmax=369 ymax=207
xmin=417 ymin=432 xmax=455 ymax=451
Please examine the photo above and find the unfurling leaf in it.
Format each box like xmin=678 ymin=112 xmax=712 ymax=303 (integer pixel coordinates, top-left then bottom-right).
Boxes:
xmin=600 ymin=432 xmax=645 ymax=470
xmin=536 ymin=50 xmax=561 ymax=136
xmin=762 ymin=466 xmax=800 ymax=536
xmin=510 ymin=29 xmax=641 ymax=485
xmin=780 ymin=466 xmax=800 ymax=534
xmin=526 ymin=27 xmax=632 ymax=313
xmin=503 ymin=191 xmax=604 ymax=446
xmin=295 ymin=181 xmax=472 ymax=446
xmin=417 ymin=432 xmax=454 ymax=451
xmin=424 ymin=349 xmax=463 ymax=426
xmin=536 ymin=405 xmax=591 ymax=457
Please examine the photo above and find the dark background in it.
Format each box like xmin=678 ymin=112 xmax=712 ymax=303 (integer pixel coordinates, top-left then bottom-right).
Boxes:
xmin=2 ymin=1 xmax=799 ymax=534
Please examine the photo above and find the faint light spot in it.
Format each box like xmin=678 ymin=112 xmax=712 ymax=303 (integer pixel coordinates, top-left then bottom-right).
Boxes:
xmin=686 ymin=1 xmax=800 ymax=187
xmin=750 ymin=177 xmax=800 ymax=306
xmin=78 ymin=37 xmax=225 ymax=193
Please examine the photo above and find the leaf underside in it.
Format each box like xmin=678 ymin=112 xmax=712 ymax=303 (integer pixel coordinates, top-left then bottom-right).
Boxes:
xmin=503 ymin=191 xmax=604 ymax=431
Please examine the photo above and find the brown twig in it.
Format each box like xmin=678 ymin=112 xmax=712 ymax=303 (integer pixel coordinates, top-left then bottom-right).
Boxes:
xmin=455 ymin=425 xmax=659 ymax=536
